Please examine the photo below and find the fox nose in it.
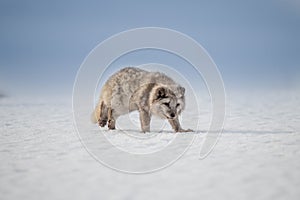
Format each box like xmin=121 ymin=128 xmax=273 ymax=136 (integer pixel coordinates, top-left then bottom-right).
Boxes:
xmin=170 ymin=113 xmax=175 ymax=118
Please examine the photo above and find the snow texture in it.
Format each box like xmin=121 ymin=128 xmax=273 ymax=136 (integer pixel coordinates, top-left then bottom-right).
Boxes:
xmin=0 ymin=90 xmax=299 ymax=200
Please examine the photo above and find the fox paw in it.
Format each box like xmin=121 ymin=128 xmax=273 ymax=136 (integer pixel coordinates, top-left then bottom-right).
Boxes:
xmin=177 ymin=128 xmax=194 ymax=132
xmin=108 ymin=119 xmax=116 ymax=130
xmin=98 ymin=119 xmax=107 ymax=127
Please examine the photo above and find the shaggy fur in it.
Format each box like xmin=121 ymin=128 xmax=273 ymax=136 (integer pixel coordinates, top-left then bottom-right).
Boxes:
xmin=92 ymin=67 xmax=192 ymax=132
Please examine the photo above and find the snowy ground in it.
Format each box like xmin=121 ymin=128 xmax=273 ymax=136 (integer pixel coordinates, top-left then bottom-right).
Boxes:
xmin=1 ymin=90 xmax=300 ymax=200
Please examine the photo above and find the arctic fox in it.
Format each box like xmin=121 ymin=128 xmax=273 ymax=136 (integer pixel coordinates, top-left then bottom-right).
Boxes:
xmin=92 ymin=67 xmax=192 ymax=132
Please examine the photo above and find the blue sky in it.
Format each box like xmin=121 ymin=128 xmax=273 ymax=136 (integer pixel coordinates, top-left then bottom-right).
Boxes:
xmin=0 ymin=0 xmax=299 ymax=97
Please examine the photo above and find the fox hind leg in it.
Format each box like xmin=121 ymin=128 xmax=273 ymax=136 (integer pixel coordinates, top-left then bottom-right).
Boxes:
xmin=98 ymin=101 xmax=108 ymax=127
xmin=107 ymin=107 xmax=116 ymax=130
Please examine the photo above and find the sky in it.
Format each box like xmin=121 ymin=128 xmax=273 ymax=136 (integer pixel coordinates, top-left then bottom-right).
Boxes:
xmin=0 ymin=0 xmax=299 ymax=97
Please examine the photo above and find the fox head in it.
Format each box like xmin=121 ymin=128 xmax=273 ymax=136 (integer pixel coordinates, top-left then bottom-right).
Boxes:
xmin=150 ymin=85 xmax=185 ymax=120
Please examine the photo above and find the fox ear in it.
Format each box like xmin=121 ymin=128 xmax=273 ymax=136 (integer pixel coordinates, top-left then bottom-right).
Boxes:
xmin=155 ymin=87 xmax=167 ymax=99
xmin=178 ymin=86 xmax=185 ymax=96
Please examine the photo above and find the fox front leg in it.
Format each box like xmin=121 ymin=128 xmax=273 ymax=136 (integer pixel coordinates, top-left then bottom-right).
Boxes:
xmin=139 ymin=109 xmax=151 ymax=133
xmin=168 ymin=117 xmax=193 ymax=132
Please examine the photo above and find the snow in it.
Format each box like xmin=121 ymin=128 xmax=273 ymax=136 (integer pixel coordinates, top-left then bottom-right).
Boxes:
xmin=0 ymin=90 xmax=299 ymax=200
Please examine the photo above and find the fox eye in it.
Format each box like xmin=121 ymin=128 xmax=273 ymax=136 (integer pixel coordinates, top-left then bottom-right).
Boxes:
xmin=163 ymin=102 xmax=170 ymax=107
xmin=176 ymin=103 xmax=180 ymax=107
